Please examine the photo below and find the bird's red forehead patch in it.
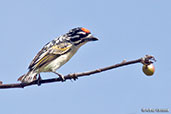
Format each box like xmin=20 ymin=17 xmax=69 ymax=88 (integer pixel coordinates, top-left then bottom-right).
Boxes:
xmin=81 ymin=28 xmax=90 ymax=33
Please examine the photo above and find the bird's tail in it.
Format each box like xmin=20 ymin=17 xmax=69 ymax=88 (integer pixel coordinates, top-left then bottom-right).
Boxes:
xmin=18 ymin=71 xmax=37 ymax=83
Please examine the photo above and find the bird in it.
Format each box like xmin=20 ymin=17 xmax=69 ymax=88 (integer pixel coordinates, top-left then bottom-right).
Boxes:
xmin=18 ymin=27 xmax=98 ymax=83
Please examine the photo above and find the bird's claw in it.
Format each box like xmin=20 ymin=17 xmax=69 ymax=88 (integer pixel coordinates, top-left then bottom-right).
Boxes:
xmin=70 ymin=74 xmax=78 ymax=81
xmin=53 ymin=72 xmax=66 ymax=82
xmin=60 ymin=75 xmax=66 ymax=82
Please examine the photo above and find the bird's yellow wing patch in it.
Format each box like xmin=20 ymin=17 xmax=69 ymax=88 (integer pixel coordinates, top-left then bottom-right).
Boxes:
xmin=34 ymin=54 xmax=58 ymax=69
xmin=50 ymin=43 xmax=72 ymax=54
xmin=29 ymin=42 xmax=72 ymax=70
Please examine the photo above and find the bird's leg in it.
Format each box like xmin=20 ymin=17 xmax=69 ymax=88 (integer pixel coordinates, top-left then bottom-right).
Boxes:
xmin=37 ymin=74 xmax=42 ymax=86
xmin=53 ymin=72 xmax=65 ymax=82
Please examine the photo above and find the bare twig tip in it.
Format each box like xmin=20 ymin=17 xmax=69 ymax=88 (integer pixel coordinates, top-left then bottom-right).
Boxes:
xmin=141 ymin=55 xmax=156 ymax=65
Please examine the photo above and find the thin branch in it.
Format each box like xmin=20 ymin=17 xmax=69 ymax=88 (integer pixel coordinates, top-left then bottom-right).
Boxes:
xmin=0 ymin=55 xmax=156 ymax=89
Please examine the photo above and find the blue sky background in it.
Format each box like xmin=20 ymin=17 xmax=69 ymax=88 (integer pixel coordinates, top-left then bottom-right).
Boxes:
xmin=0 ymin=0 xmax=170 ymax=114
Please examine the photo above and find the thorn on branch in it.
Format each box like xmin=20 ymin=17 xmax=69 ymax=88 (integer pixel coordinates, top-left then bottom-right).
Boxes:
xmin=96 ymin=69 xmax=102 ymax=72
xmin=122 ymin=59 xmax=127 ymax=63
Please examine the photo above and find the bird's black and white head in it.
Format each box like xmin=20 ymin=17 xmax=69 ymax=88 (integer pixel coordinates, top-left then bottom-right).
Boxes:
xmin=67 ymin=27 xmax=98 ymax=46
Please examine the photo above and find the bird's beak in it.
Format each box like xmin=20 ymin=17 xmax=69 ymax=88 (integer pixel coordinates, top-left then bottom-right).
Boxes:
xmin=86 ymin=35 xmax=98 ymax=42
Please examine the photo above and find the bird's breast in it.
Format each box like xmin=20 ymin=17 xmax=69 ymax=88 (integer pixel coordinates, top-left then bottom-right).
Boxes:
xmin=41 ymin=46 xmax=79 ymax=72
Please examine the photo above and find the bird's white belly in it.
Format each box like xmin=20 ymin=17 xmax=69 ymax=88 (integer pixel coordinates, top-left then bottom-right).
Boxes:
xmin=42 ymin=48 xmax=78 ymax=72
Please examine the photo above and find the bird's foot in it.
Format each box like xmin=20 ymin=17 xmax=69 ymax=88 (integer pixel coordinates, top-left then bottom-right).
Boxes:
xmin=37 ymin=74 xmax=42 ymax=86
xmin=53 ymin=72 xmax=66 ymax=82
xmin=70 ymin=73 xmax=78 ymax=81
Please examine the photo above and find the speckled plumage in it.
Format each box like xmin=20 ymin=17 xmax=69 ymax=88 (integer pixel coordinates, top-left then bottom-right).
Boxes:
xmin=18 ymin=27 xmax=98 ymax=83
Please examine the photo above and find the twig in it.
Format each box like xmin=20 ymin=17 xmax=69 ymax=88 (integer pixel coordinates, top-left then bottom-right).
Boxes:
xmin=0 ymin=55 xmax=156 ymax=89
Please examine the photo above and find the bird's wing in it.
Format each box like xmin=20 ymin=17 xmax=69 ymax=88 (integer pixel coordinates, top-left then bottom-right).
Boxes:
xmin=28 ymin=41 xmax=72 ymax=70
